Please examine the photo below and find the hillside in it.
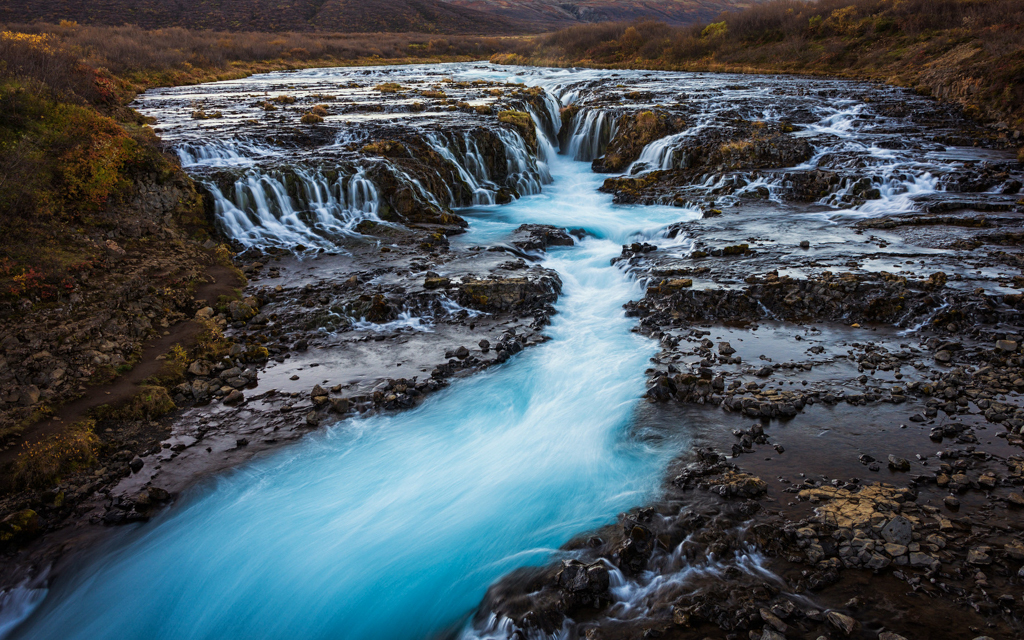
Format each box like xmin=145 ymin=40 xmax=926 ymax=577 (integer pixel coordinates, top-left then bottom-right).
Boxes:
xmin=444 ymin=0 xmax=758 ymax=29
xmin=0 ymin=0 xmax=517 ymax=34
xmin=0 ymin=0 xmax=763 ymax=33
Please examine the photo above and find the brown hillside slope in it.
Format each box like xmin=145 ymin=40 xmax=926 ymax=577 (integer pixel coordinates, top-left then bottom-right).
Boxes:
xmin=444 ymin=0 xmax=758 ymax=29
xmin=0 ymin=0 xmax=518 ymax=34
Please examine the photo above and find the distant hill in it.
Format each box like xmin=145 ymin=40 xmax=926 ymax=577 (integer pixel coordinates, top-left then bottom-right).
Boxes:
xmin=0 ymin=0 xmax=518 ymax=34
xmin=0 ymin=0 xmax=759 ymax=33
xmin=444 ymin=0 xmax=758 ymax=30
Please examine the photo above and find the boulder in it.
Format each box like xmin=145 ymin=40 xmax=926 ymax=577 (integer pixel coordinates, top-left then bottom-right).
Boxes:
xmin=996 ymin=339 xmax=1018 ymax=352
xmin=825 ymin=611 xmax=859 ymax=635
xmin=881 ymin=516 xmax=913 ymax=546
xmin=510 ymin=224 xmax=575 ymax=252
xmin=188 ymin=360 xmax=211 ymax=376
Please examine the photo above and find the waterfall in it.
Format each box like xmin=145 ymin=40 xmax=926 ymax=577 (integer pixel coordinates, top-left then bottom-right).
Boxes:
xmin=565 ymin=109 xmax=616 ymax=162
xmin=632 ymin=131 xmax=687 ymax=171
xmin=495 ymin=127 xmax=543 ymax=197
xmin=207 ymin=167 xmax=382 ymax=248
xmin=175 ymin=140 xmax=277 ymax=168
xmin=423 ymin=131 xmax=497 ymax=206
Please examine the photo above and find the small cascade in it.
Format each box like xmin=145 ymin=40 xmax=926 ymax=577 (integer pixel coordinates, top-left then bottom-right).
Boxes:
xmin=495 ymin=127 xmax=545 ymax=197
xmin=207 ymin=167 xmax=382 ymax=248
xmin=565 ymin=109 xmax=616 ymax=162
xmin=632 ymin=131 xmax=687 ymax=171
xmin=175 ymin=140 xmax=276 ymax=168
xmin=423 ymin=123 xmax=552 ymax=205
xmin=819 ymin=171 xmax=939 ymax=215
xmin=524 ymin=106 xmax=557 ymax=185
xmin=423 ymin=131 xmax=497 ymax=206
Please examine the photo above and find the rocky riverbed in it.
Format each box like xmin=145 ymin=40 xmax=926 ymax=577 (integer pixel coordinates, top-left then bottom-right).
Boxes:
xmin=1 ymin=63 xmax=1023 ymax=640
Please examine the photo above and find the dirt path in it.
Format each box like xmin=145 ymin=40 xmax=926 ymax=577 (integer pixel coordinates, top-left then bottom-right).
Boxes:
xmin=0 ymin=265 xmax=242 ymax=466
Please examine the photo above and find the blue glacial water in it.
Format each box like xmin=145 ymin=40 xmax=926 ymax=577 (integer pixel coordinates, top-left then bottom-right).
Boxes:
xmin=7 ymin=151 xmax=698 ymax=640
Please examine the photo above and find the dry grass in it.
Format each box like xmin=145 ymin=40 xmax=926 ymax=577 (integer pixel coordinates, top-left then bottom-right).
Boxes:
xmin=91 ymin=385 xmax=176 ymax=423
xmin=9 ymin=420 xmax=97 ymax=489
xmin=2 ymin=22 xmax=524 ymax=88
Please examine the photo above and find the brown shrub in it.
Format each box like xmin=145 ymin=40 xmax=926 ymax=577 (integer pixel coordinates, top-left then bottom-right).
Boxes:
xmin=10 ymin=420 xmax=97 ymax=489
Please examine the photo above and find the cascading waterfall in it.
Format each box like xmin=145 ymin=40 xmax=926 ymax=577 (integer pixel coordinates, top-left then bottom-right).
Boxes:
xmin=5 ymin=143 xmax=699 ymax=640
xmin=495 ymin=127 xmax=545 ymax=197
xmin=632 ymin=131 xmax=687 ymax=171
xmin=565 ymin=109 xmax=616 ymax=162
xmin=193 ymin=110 xmax=557 ymax=248
xmin=175 ymin=140 xmax=277 ymax=168
xmin=207 ymin=167 xmax=383 ymax=248
xmin=423 ymin=131 xmax=497 ymax=205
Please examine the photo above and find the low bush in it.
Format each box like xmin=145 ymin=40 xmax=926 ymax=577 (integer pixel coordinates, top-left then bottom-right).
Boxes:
xmin=9 ymin=420 xmax=97 ymax=489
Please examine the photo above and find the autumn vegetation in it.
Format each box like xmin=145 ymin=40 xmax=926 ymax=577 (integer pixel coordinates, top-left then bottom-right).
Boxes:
xmin=0 ymin=29 xmax=164 ymax=301
xmin=5 ymin=22 xmax=518 ymax=87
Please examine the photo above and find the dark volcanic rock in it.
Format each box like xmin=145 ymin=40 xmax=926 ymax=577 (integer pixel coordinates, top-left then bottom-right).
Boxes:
xmin=592 ymin=109 xmax=686 ymax=172
xmin=455 ymin=271 xmax=561 ymax=314
xmin=510 ymin=224 xmax=575 ymax=252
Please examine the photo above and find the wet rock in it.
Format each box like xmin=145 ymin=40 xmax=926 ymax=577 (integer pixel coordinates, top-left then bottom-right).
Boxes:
xmin=223 ymin=389 xmax=244 ymax=405
xmin=910 ymin=552 xmax=940 ymax=569
xmin=228 ymin=300 xmax=257 ymax=321
xmin=330 ymin=397 xmax=350 ymax=414
xmin=616 ymin=523 xmax=655 ymax=574
xmin=556 ymin=559 xmax=610 ymax=607
xmin=456 ymin=271 xmax=561 ymax=314
xmin=996 ymin=339 xmax=1018 ymax=352
xmin=423 ymin=276 xmax=450 ymax=290
xmin=704 ymin=472 xmax=768 ymax=498
xmin=825 ymin=611 xmax=859 ymax=635
xmin=510 ymin=224 xmax=575 ymax=252
xmin=759 ymin=607 xmax=787 ymax=633
xmin=593 ymin=110 xmax=686 ymax=172
xmin=881 ymin=516 xmax=913 ymax=546
xmin=129 ymin=457 xmax=144 ymax=473
xmin=934 ymin=350 xmax=952 ymax=364
xmin=887 ymin=455 xmax=911 ymax=472
xmin=883 ymin=543 xmax=908 ymax=557
xmin=454 ymin=346 xmax=470 ymax=360
xmin=967 ymin=546 xmax=992 ymax=565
